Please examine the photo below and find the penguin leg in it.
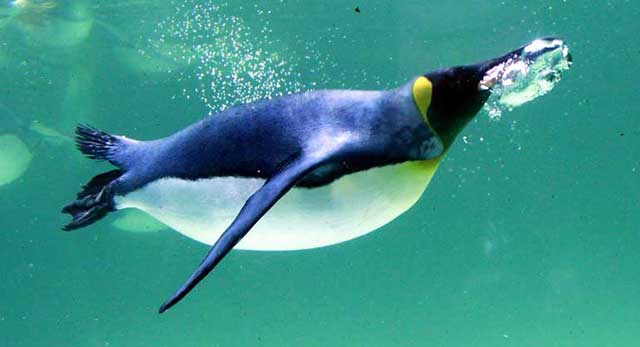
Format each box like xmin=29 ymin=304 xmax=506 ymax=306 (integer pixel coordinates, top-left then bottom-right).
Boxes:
xmin=158 ymin=153 xmax=330 ymax=313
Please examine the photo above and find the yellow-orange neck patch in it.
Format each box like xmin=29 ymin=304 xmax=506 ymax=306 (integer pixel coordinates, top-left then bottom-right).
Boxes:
xmin=412 ymin=76 xmax=434 ymax=131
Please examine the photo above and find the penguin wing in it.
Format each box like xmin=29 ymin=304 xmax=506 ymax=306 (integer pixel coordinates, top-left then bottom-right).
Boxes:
xmin=158 ymin=152 xmax=331 ymax=313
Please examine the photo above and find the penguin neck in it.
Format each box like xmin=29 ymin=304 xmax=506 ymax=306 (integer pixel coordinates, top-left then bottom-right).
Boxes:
xmin=421 ymin=65 xmax=492 ymax=149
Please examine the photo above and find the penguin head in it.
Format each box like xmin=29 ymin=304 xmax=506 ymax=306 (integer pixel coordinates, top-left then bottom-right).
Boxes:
xmin=421 ymin=37 xmax=571 ymax=148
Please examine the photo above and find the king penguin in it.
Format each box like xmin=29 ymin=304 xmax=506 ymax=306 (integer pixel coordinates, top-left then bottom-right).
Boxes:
xmin=62 ymin=37 xmax=572 ymax=313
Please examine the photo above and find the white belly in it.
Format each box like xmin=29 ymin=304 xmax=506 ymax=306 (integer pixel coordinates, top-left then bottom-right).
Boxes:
xmin=114 ymin=160 xmax=441 ymax=251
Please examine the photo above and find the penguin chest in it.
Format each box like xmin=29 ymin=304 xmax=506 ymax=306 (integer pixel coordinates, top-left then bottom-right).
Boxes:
xmin=114 ymin=159 xmax=442 ymax=251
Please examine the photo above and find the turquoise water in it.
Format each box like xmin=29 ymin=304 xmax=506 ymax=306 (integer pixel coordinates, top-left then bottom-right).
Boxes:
xmin=1 ymin=1 xmax=639 ymax=346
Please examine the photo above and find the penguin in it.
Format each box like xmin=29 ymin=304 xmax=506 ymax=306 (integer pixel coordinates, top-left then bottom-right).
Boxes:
xmin=62 ymin=37 xmax=572 ymax=313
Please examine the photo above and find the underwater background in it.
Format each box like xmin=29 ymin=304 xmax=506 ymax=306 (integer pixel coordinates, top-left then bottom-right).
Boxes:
xmin=1 ymin=0 xmax=638 ymax=346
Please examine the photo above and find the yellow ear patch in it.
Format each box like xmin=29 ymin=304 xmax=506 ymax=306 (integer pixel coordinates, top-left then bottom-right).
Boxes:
xmin=412 ymin=76 xmax=435 ymax=132
xmin=411 ymin=76 xmax=446 ymax=175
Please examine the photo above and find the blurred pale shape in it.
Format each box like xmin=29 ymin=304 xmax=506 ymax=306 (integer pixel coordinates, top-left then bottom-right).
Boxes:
xmin=8 ymin=1 xmax=93 ymax=47
xmin=0 ymin=134 xmax=33 ymax=186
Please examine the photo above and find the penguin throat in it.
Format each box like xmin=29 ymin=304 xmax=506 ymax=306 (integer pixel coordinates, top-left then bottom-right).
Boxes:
xmin=414 ymin=72 xmax=488 ymax=149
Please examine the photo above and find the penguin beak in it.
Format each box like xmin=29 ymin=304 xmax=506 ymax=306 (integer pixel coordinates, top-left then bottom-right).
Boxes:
xmin=481 ymin=37 xmax=572 ymax=75
xmin=522 ymin=37 xmax=572 ymax=67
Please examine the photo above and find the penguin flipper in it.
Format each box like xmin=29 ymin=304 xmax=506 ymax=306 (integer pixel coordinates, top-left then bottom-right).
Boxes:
xmin=158 ymin=153 xmax=328 ymax=313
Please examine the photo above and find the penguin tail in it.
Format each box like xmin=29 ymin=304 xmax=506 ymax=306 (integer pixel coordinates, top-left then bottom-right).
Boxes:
xmin=63 ymin=124 xmax=139 ymax=231
xmin=74 ymin=124 xmax=138 ymax=170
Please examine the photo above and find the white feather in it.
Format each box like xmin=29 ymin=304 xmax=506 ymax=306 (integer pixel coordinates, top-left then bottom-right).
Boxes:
xmin=114 ymin=161 xmax=440 ymax=251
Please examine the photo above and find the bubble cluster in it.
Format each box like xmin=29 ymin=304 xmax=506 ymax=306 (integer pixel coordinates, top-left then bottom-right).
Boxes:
xmin=148 ymin=1 xmax=306 ymax=113
xmin=480 ymin=39 xmax=571 ymax=121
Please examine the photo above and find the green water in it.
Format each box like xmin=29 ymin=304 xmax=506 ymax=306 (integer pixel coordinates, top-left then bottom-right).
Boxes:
xmin=1 ymin=1 xmax=638 ymax=346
